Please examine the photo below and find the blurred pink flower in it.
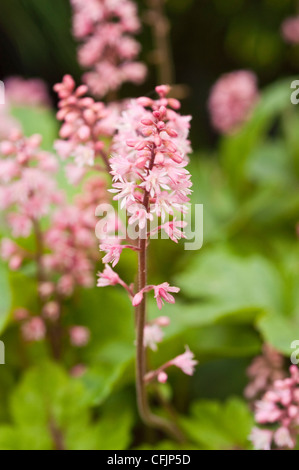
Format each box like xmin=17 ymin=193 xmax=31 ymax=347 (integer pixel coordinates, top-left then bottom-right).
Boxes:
xmin=170 ymin=347 xmax=198 ymax=376
xmin=4 ymin=76 xmax=51 ymax=107
xmin=70 ymin=326 xmax=90 ymax=347
xmin=22 ymin=317 xmax=46 ymax=342
xmin=250 ymin=365 xmax=299 ymax=450
xmin=208 ymin=70 xmax=259 ymax=134
xmin=70 ymin=0 xmax=146 ymax=97
xmin=281 ymin=16 xmax=299 ymax=44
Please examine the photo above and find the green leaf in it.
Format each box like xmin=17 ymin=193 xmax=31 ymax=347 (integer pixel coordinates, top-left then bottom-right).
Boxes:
xmin=175 ymin=247 xmax=283 ymax=314
xmin=181 ymin=398 xmax=253 ymax=450
xmin=11 ymin=106 xmax=58 ymax=150
xmin=221 ymin=78 xmax=296 ymax=193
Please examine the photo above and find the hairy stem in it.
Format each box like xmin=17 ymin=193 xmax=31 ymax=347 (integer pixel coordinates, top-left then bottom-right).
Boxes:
xmin=135 ymin=149 xmax=184 ymax=442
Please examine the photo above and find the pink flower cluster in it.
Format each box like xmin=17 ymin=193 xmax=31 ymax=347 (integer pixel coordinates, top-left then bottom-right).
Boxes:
xmin=54 ymin=75 xmax=114 ymax=182
xmin=97 ymin=85 xmax=196 ymax=381
xmin=5 ymin=76 xmax=51 ymax=108
xmin=70 ymin=0 xmax=147 ymax=97
xmin=245 ymin=344 xmax=286 ymax=401
xmin=281 ymin=16 xmax=299 ymax=44
xmin=97 ymin=85 xmax=192 ymax=305
xmin=0 ymin=131 xmax=61 ymax=242
xmin=44 ymin=177 xmax=108 ymax=295
xmin=250 ymin=366 xmax=299 ymax=450
xmin=208 ymin=70 xmax=259 ymax=135
xmin=0 ymin=130 xmax=105 ymax=347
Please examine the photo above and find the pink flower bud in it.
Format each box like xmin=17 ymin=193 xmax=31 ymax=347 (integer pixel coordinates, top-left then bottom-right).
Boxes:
xmin=158 ymin=372 xmax=168 ymax=383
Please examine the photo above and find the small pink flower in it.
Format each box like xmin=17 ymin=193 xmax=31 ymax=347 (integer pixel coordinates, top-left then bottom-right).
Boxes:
xmin=274 ymin=427 xmax=295 ymax=449
xmin=144 ymin=324 xmax=164 ymax=351
xmin=22 ymin=317 xmax=46 ymax=342
xmin=208 ymin=70 xmax=259 ymax=134
xmin=249 ymin=427 xmax=273 ymax=451
xmin=70 ymin=364 xmax=87 ymax=378
xmin=39 ymin=282 xmax=55 ymax=299
xmin=70 ymin=326 xmax=90 ymax=347
xmin=42 ymin=301 xmax=60 ymax=321
xmin=281 ymin=16 xmax=299 ymax=44
xmin=13 ymin=308 xmax=29 ymax=322
xmin=100 ymin=243 xmax=124 ymax=267
xmin=97 ymin=265 xmax=121 ymax=287
xmin=0 ymin=238 xmax=17 ymax=260
xmin=170 ymin=347 xmax=198 ymax=376
xmin=153 ymin=283 xmax=180 ymax=310
xmin=155 ymin=316 xmax=170 ymax=327
xmin=133 ymin=282 xmax=180 ymax=310
xmin=9 ymin=255 xmax=23 ymax=271
xmin=158 ymin=372 xmax=168 ymax=384
xmin=161 ymin=219 xmax=187 ymax=243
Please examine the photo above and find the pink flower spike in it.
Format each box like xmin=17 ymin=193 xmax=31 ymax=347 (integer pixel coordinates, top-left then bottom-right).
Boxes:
xmin=170 ymin=347 xmax=198 ymax=376
xmin=97 ymin=265 xmax=121 ymax=287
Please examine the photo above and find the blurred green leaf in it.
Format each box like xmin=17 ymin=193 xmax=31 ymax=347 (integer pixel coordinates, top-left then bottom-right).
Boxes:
xmin=181 ymin=397 xmax=253 ymax=450
xmin=11 ymin=106 xmax=58 ymax=150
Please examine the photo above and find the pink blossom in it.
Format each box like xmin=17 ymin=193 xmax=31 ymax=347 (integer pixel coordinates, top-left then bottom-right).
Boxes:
xmin=70 ymin=0 xmax=146 ymax=97
xmin=100 ymin=243 xmax=127 ymax=267
xmin=250 ymin=365 xmax=299 ymax=450
xmin=249 ymin=427 xmax=273 ymax=451
xmin=38 ymin=282 xmax=55 ymax=299
xmin=70 ymin=326 xmax=90 ymax=347
xmin=70 ymin=364 xmax=87 ymax=378
xmin=208 ymin=70 xmax=259 ymax=134
xmin=281 ymin=16 xmax=299 ymax=44
xmin=274 ymin=427 xmax=295 ymax=449
xmin=158 ymin=372 xmax=168 ymax=384
xmin=144 ymin=324 xmax=164 ymax=351
xmin=97 ymin=265 xmax=121 ymax=287
xmin=245 ymin=344 xmax=286 ymax=401
xmin=127 ymin=203 xmax=153 ymax=230
xmin=42 ymin=302 xmax=60 ymax=321
xmin=4 ymin=76 xmax=51 ymax=107
xmin=170 ymin=347 xmax=198 ymax=376
xmin=108 ymin=86 xmax=192 ymax=229
xmin=0 ymin=238 xmax=17 ymax=260
xmin=13 ymin=308 xmax=29 ymax=322
xmin=22 ymin=317 xmax=46 ymax=342
xmin=133 ymin=282 xmax=180 ymax=310
xmin=54 ymin=75 xmax=111 ymax=173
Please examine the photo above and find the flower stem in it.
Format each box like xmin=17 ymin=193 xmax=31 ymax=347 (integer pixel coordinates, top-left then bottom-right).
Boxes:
xmin=32 ymin=219 xmax=63 ymax=361
xmin=146 ymin=0 xmax=175 ymax=85
xmin=135 ymin=148 xmax=185 ymax=442
xmin=135 ymin=237 xmax=184 ymax=442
